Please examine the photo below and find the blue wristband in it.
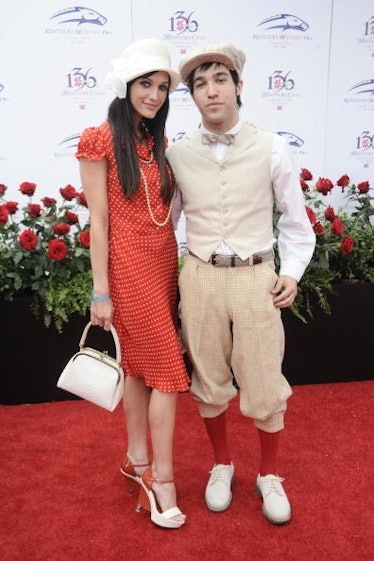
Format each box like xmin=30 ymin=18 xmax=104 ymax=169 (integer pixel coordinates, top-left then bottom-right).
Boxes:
xmin=91 ymin=293 xmax=110 ymax=303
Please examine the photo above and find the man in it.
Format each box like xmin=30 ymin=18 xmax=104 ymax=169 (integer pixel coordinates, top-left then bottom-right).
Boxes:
xmin=168 ymin=44 xmax=315 ymax=524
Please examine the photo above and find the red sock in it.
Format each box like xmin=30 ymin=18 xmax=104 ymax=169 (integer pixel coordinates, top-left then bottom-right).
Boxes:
xmin=258 ymin=429 xmax=281 ymax=476
xmin=204 ymin=412 xmax=232 ymax=465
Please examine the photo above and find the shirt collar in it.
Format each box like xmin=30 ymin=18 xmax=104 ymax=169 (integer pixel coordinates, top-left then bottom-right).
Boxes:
xmin=200 ymin=120 xmax=243 ymax=136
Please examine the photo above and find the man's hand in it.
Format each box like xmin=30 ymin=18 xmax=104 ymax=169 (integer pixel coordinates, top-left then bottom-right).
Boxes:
xmin=271 ymin=275 xmax=298 ymax=308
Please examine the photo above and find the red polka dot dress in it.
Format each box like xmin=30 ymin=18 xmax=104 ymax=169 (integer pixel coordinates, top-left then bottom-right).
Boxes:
xmin=76 ymin=122 xmax=189 ymax=393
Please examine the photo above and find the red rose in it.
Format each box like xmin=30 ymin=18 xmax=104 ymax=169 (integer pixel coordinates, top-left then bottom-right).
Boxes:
xmin=27 ymin=203 xmax=42 ymax=218
xmin=77 ymin=191 xmax=88 ymax=207
xmin=78 ymin=230 xmax=90 ymax=248
xmin=313 ymin=221 xmax=325 ymax=235
xmin=324 ymin=205 xmax=335 ymax=222
xmin=19 ymin=182 xmax=36 ymax=196
xmin=19 ymin=229 xmax=38 ymax=250
xmin=53 ymin=222 xmax=71 ymax=236
xmin=300 ymin=178 xmax=309 ymax=192
xmin=300 ymin=168 xmax=313 ymax=181
xmin=0 ymin=204 xmax=9 ymax=225
xmin=340 ymin=236 xmax=354 ymax=255
xmin=357 ymin=181 xmax=370 ymax=194
xmin=65 ymin=211 xmax=79 ymax=224
xmin=47 ymin=239 xmax=68 ymax=261
xmin=305 ymin=206 xmax=316 ymax=224
xmin=5 ymin=201 xmax=19 ymax=214
xmin=331 ymin=217 xmax=344 ymax=236
xmin=42 ymin=197 xmax=57 ymax=208
xmin=60 ymin=184 xmax=78 ymax=201
xmin=315 ymin=177 xmax=334 ymax=195
xmin=0 ymin=183 xmax=7 ymax=196
xmin=336 ymin=175 xmax=350 ymax=189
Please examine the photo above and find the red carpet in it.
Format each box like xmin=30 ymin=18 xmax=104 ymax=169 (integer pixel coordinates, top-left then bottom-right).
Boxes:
xmin=1 ymin=381 xmax=373 ymax=561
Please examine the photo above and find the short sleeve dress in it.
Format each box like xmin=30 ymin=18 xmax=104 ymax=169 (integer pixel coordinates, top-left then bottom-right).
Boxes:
xmin=76 ymin=121 xmax=189 ymax=393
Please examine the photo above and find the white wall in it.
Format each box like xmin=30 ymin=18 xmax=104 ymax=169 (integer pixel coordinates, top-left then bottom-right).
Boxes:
xmin=1 ymin=1 xmax=373 ymax=205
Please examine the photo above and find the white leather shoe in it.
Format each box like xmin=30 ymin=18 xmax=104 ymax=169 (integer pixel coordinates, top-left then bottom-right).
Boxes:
xmin=256 ymin=474 xmax=291 ymax=524
xmin=205 ymin=463 xmax=235 ymax=512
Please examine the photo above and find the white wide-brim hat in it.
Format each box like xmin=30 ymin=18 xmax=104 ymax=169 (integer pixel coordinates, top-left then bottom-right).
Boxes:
xmin=106 ymin=38 xmax=180 ymax=99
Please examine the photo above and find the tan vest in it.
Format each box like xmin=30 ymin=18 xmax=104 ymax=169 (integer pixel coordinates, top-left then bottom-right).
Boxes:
xmin=168 ymin=123 xmax=274 ymax=261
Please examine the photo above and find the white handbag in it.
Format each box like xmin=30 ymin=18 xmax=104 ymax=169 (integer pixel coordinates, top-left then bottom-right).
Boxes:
xmin=57 ymin=321 xmax=125 ymax=411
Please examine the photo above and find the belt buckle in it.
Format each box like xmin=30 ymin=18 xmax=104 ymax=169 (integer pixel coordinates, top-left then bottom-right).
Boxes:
xmin=211 ymin=253 xmax=264 ymax=267
xmin=211 ymin=254 xmax=226 ymax=267
xmin=211 ymin=254 xmax=243 ymax=267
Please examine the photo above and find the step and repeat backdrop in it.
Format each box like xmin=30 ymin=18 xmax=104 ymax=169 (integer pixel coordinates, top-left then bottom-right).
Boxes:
xmin=1 ymin=0 xmax=373 ymax=214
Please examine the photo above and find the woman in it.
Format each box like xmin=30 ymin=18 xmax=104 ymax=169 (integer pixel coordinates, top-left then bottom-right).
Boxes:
xmin=76 ymin=39 xmax=189 ymax=529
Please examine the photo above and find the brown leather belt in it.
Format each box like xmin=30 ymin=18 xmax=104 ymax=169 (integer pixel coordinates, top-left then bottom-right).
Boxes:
xmin=191 ymin=249 xmax=274 ymax=267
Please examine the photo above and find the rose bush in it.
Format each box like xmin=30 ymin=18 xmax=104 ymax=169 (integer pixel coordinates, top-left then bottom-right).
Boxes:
xmin=286 ymin=169 xmax=373 ymax=320
xmin=0 ymin=181 xmax=92 ymax=331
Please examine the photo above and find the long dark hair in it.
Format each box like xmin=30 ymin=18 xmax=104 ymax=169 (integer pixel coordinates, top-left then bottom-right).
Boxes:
xmin=107 ymin=72 xmax=175 ymax=203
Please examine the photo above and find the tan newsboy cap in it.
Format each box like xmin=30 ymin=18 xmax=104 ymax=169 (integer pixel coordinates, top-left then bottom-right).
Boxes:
xmin=179 ymin=43 xmax=246 ymax=84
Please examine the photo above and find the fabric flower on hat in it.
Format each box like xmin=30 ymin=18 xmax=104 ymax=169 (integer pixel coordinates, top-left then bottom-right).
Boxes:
xmin=105 ymin=56 xmax=132 ymax=99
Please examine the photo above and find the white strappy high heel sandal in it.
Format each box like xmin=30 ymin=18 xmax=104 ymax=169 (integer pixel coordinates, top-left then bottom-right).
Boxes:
xmin=136 ymin=467 xmax=186 ymax=529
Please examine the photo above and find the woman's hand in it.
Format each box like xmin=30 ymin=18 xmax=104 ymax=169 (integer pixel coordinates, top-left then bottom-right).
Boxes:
xmin=91 ymin=299 xmax=114 ymax=331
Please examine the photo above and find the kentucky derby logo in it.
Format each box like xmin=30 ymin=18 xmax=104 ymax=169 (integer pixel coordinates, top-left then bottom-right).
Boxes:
xmin=171 ymin=84 xmax=192 ymax=109
xmin=59 ymin=134 xmax=80 ymax=149
xmin=276 ymin=131 xmax=304 ymax=148
xmin=268 ymin=71 xmax=295 ymax=91
xmin=54 ymin=134 xmax=81 ymax=158
xmin=0 ymin=82 xmax=9 ymax=102
xmin=175 ymin=84 xmax=190 ymax=95
xmin=261 ymin=71 xmax=300 ymax=110
xmin=46 ymin=6 xmax=110 ymax=39
xmin=253 ymin=13 xmax=311 ymax=46
xmin=357 ymin=17 xmax=374 ymax=55
xmin=168 ymin=11 xmax=198 ymax=34
xmin=364 ymin=16 xmax=374 ymax=36
xmin=349 ymin=79 xmax=374 ymax=96
xmin=163 ymin=10 xmax=206 ymax=47
xmin=65 ymin=67 xmax=97 ymax=90
xmin=345 ymin=79 xmax=374 ymax=110
xmin=356 ymin=131 xmax=374 ymax=151
xmin=61 ymin=67 xmax=105 ymax=108
xmin=258 ymin=14 xmax=309 ymax=33
xmin=350 ymin=131 xmax=374 ymax=167
xmin=50 ymin=7 xmax=107 ymax=26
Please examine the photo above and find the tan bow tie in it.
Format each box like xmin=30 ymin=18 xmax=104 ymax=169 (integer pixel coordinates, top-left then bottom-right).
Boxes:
xmin=202 ymin=133 xmax=235 ymax=145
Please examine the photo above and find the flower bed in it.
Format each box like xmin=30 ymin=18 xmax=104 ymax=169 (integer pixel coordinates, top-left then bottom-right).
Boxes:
xmin=288 ymin=170 xmax=373 ymax=320
xmin=0 ymin=181 xmax=92 ymax=331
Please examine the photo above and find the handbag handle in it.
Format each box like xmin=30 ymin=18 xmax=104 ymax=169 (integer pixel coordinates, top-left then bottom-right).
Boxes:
xmin=78 ymin=321 xmax=122 ymax=364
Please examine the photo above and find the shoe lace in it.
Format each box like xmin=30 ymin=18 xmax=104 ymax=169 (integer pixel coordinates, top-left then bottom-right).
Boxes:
xmin=261 ymin=476 xmax=286 ymax=497
xmin=209 ymin=465 xmax=232 ymax=484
